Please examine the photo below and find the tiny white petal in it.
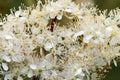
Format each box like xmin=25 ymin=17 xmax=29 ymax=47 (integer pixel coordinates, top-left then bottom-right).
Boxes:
xmin=75 ymin=68 xmax=82 ymax=76
xmin=65 ymin=8 xmax=72 ymax=12
xmin=57 ymin=15 xmax=62 ymax=20
xmin=17 ymin=76 xmax=23 ymax=80
xmin=0 ymin=22 xmax=3 ymax=25
xmin=75 ymin=68 xmax=85 ymax=77
xmin=106 ymin=27 xmax=113 ymax=32
xmin=52 ymin=71 xmax=57 ymax=76
xmin=106 ymin=27 xmax=113 ymax=37
xmin=93 ymin=39 xmax=99 ymax=45
xmin=4 ymin=74 xmax=13 ymax=80
xmin=12 ymin=55 xmax=18 ymax=62
xmin=7 ymin=42 xmax=13 ymax=49
xmin=3 ymin=55 xmax=11 ymax=62
xmin=113 ymin=59 xmax=117 ymax=67
xmin=76 ymin=78 xmax=82 ymax=80
xmin=19 ymin=17 xmax=27 ymax=23
xmin=31 ymin=26 xmax=39 ymax=34
xmin=50 ymin=14 xmax=55 ymax=19
xmin=4 ymin=35 xmax=13 ymax=39
xmin=105 ymin=18 xmax=111 ymax=24
xmin=15 ymin=11 xmax=21 ymax=17
xmin=99 ymin=38 xmax=104 ymax=43
xmin=78 ymin=16 xmax=83 ymax=19
xmin=110 ymin=36 xmax=119 ymax=45
xmin=12 ymin=55 xmax=24 ymax=62
xmin=73 ymin=31 xmax=84 ymax=40
xmin=30 ymin=64 xmax=37 ymax=70
xmin=44 ymin=43 xmax=54 ymax=51
xmin=46 ymin=7 xmax=53 ymax=13
xmin=27 ymin=70 xmax=33 ymax=78
xmin=83 ymin=35 xmax=93 ymax=43
xmin=2 ymin=63 xmax=8 ymax=71
xmin=21 ymin=67 xmax=29 ymax=73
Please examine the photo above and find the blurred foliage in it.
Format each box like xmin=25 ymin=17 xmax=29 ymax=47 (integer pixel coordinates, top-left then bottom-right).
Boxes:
xmin=0 ymin=0 xmax=120 ymax=80
xmin=93 ymin=0 xmax=120 ymax=80
xmin=0 ymin=0 xmax=37 ymax=15
xmin=94 ymin=0 xmax=120 ymax=11
xmin=1 ymin=0 xmax=120 ymax=15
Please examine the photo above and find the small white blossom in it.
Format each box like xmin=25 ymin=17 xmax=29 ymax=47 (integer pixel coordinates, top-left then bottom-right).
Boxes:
xmin=106 ymin=26 xmax=113 ymax=37
xmin=12 ymin=55 xmax=24 ymax=62
xmin=76 ymin=78 xmax=82 ymax=80
xmin=75 ymin=68 xmax=85 ymax=77
xmin=21 ymin=67 xmax=29 ymax=74
xmin=30 ymin=64 xmax=37 ymax=70
xmin=110 ymin=34 xmax=120 ymax=45
xmin=44 ymin=42 xmax=54 ymax=51
xmin=0 ymin=22 xmax=3 ymax=25
xmin=19 ymin=17 xmax=28 ymax=23
xmin=93 ymin=39 xmax=99 ymax=45
xmin=83 ymin=35 xmax=93 ymax=43
xmin=113 ymin=59 xmax=117 ymax=67
xmin=4 ymin=34 xmax=13 ymax=40
xmin=4 ymin=74 xmax=13 ymax=80
xmin=15 ymin=11 xmax=21 ymax=17
xmin=65 ymin=8 xmax=72 ymax=12
xmin=57 ymin=15 xmax=62 ymax=20
xmin=2 ymin=63 xmax=8 ymax=71
xmin=31 ymin=26 xmax=40 ymax=34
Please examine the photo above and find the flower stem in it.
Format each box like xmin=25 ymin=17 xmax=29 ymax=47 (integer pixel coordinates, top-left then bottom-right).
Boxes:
xmin=97 ymin=63 xmax=108 ymax=78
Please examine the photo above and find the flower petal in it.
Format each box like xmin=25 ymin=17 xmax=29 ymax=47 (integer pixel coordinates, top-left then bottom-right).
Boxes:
xmin=2 ymin=63 xmax=8 ymax=71
xmin=3 ymin=55 xmax=11 ymax=62
xmin=30 ymin=64 xmax=37 ymax=70
xmin=17 ymin=76 xmax=23 ymax=80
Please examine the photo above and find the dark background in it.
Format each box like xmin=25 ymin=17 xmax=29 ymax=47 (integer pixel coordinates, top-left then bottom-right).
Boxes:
xmin=1 ymin=0 xmax=120 ymax=14
xmin=0 ymin=0 xmax=120 ymax=80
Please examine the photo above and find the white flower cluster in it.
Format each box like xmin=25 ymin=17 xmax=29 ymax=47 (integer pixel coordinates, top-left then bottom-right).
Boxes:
xmin=0 ymin=0 xmax=120 ymax=80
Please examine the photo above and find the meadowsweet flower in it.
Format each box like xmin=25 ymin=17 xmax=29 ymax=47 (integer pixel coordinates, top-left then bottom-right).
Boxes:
xmin=0 ymin=22 xmax=3 ymax=25
xmin=0 ymin=0 xmax=120 ymax=80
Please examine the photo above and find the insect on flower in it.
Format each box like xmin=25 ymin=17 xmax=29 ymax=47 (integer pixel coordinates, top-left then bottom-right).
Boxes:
xmin=50 ymin=16 xmax=57 ymax=32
